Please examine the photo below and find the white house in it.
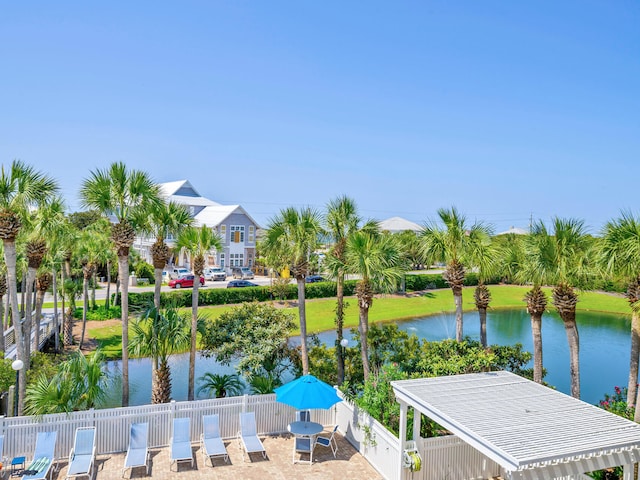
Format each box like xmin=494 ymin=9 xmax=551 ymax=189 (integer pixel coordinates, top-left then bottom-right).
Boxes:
xmin=133 ymin=180 xmax=260 ymax=273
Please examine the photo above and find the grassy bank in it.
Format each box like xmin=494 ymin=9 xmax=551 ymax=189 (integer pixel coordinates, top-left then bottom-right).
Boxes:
xmin=86 ymin=285 xmax=631 ymax=359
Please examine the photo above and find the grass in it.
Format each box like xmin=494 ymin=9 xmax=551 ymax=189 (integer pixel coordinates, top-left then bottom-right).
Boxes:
xmin=85 ymin=285 xmax=631 ymax=359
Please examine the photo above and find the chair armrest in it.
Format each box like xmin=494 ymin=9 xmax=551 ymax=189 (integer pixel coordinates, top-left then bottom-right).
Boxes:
xmin=68 ymin=448 xmax=75 ymax=461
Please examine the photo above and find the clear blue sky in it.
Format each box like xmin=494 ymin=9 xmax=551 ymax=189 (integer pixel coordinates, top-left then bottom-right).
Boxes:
xmin=1 ymin=1 xmax=638 ymax=233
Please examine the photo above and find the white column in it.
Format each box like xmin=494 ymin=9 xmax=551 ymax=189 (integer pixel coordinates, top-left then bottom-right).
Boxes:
xmin=397 ymin=400 xmax=408 ymax=480
xmin=622 ymin=463 xmax=634 ymax=480
xmin=412 ymin=409 xmax=421 ymax=441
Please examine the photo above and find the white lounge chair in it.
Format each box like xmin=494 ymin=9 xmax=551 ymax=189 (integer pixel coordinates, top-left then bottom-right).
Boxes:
xmin=238 ymin=412 xmax=266 ymax=462
xmin=170 ymin=418 xmax=194 ymax=471
xmin=65 ymin=427 xmax=96 ymax=480
xmin=200 ymin=414 xmax=228 ymax=466
xmin=122 ymin=423 xmax=150 ymax=478
xmin=22 ymin=431 xmax=58 ymax=480
xmin=315 ymin=424 xmax=339 ymax=458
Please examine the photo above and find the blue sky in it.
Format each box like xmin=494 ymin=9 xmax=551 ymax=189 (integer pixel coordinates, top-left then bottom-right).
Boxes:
xmin=1 ymin=1 xmax=638 ymax=233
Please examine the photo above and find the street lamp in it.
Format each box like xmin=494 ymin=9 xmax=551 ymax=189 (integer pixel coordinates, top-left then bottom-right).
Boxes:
xmin=11 ymin=359 xmax=23 ymax=417
xmin=340 ymin=338 xmax=349 ymax=348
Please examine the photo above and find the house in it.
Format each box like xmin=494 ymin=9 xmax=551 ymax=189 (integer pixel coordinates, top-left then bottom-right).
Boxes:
xmin=378 ymin=216 xmax=423 ymax=234
xmin=133 ymin=180 xmax=260 ymax=273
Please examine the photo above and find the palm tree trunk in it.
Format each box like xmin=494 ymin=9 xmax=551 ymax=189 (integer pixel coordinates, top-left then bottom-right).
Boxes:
xmin=562 ymin=310 xmax=581 ymax=398
xmin=3 ymin=240 xmax=26 ymax=416
xmin=105 ymin=261 xmax=111 ymax=309
xmin=0 ymin=296 xmax=4 ymax=353
xmin=358 ymin=303 xmax=370 ymax=380
xmin=531 ymin=313 xmax=544 ymax=383
xmin=114 ymin=277 xmax=120 ymax=307
xmin=628 ymin=312 xmax=640 ymax=408
xmin=454 ymin=291 xmax=463 ymax=341
xmin=188 ymin=278 xmax=200 ymax=401
xmin=4 ymin=290 xmax=9 ymax=329
xmin=91 ymin=271 xmax=96 ymax=309
xmin=297 ymin=278 xmax=309 ymax=374
xmin=118 ymin=255 xmax=130 ymax=407
xmin=336 ymin=273 xmax=345 ymax=385
xmin=24 ymin=267 xmax=37 ymax=370
xmin=52 ymin=266 xmax=59 ymax=352
xmin=35 ymin=288 xmax=45 ymax=352
xmin=154 ymin=267 xmax=162 ymax=310
xmin=80 ymin=275 xmax=89 ymax=350
xmin=479 ymin=307 xmax=487 ymax=347
xmin=20 ymin=275 xmax=26 ymax=318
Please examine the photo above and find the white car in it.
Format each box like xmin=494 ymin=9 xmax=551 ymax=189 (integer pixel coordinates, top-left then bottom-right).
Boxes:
xmin=166 ymin=267 xmax=190 ymax=279
xmin=204 ymin=267 xmax=227 ymax=281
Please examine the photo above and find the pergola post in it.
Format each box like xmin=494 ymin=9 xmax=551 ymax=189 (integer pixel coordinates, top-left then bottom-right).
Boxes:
xmin=412 ymin=409 xmax=421 ymax=441
xmin=622 ymin=463 xmax=635 ymax=480
xmin=397 ymin=399 xmax=408 ymax=480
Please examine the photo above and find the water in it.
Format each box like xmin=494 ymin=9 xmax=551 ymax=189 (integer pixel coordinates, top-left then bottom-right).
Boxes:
xmin=103 ymin=309 xmax=632 ymax=407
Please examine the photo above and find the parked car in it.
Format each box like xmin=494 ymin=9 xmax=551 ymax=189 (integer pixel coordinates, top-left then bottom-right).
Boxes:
xmin=232 ymin=267 xmax=255 ymax=280
xmin=305 ymin=275 xmax=325 ymax=283
xmin=204 ymin=267 xmax=227 ymax=281
xmin=168 ymin=274 xmax=205 ymax=289
xmin=227 ymin=280 xmax=258 ymax=288
xmin=167 ymin=267 xmax=190 ymax=279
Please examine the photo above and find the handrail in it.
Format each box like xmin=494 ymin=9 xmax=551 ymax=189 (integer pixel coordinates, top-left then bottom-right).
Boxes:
xmin=3 ymin=312 xmax=62 ymax=359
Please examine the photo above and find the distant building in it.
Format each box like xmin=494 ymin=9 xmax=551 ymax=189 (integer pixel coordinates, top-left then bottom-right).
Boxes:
xmin=378 ymin=216 xmax=423 ymax=234
xmin=133 ymin=180 xmax=260 ymax=273
xmin=496 ymin=226 xmax=528 ymax=236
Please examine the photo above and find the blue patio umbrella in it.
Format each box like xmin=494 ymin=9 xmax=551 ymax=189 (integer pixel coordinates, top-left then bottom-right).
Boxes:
xmin=274 ymin=374 xmax=342 ymax=410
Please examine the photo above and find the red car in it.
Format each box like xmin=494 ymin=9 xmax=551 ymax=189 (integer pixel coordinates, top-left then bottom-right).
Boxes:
xmin=168 ymin=274 xmax=205 ymax=289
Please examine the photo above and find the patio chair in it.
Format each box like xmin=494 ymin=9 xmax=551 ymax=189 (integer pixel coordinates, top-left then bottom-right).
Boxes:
xmin=65 ymin=426 xmax=96 ymax=480
xmin=22 ymin=431 xmax=58 ymax=480
xmin=170 ymin=418 xmax=194 ymax=471
xmin=292 ymin=436 xmax=314 ymax=465
xmin=315 ymin=425 xmax=339 ymax=458
xmin=122 ymin=423 xmax=150 ymax=478
xmin=238 ymin=412 xmax=266 ymax=462
xmin=295 ymin=410 xmax=310 ymax=422
xmin=200 ymin=414 xmax=228 ymax=466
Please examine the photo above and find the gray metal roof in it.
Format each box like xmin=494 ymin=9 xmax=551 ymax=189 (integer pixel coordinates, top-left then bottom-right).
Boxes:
xmin=392 ymin=371 xmax=640 ymax=477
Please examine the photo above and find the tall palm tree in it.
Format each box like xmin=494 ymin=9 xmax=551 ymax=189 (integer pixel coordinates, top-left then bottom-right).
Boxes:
xmin=176 ymin=225 xmax=222 ymax=401
xmin=80 ymin=162 xmax=161 ymax=406
xmin=344 ymin=229 xmax=405 ymax=380
xmin=135 ymin=201 xmax=192 ymax=309
xmin=324 ymin=196 xmax=362 ymax=385
xmin=0 ymin=160 xmax=58 ymax=415
xmin=260 ymin=207 xmax=323 ymax=374
xmin=470 ymin=239 xmax=499 ymax=347
xmin=599 ymin=211 xmax=640 ymax=412
xmin=75 ymin=228 xmax=104 ymax=350
xmin=420 ymin=206 xmax=492 ymax=341
xmin=521 ymin=218 xmax=592 ymax=398
xmin=129 ymin=304 xmax=191 ymax=403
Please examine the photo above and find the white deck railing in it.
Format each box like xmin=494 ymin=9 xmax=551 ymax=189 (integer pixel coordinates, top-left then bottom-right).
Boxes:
xmin=3 ymin=312 xmax=61 ymax=360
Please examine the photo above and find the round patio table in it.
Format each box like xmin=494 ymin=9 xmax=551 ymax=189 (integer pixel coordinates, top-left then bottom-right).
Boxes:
xmin=288 ymin=421 xmax=323 ymax=437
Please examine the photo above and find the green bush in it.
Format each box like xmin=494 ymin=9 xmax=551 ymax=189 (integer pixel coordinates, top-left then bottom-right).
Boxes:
xmin=73 ymin=305 xmax=122 ymax=320
xmin=404 ymin=272 xmax=501 ymax=292
xmin=133 ymin=262 xmax=155 ymax=284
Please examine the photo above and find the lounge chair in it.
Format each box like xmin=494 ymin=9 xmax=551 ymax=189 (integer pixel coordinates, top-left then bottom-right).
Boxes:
xmin=122 ymin=423 xmax=150 ymax=478
xmin=200 ymin=415 xmax=228 ymax=466
xmin=170 ymin=418 xmax=194 ymax=471
xmin=238 ymin=412 xmax=266 ymax=462
xmin=315 ymin=425 xmax=339 ymax=458
xmin=22 ymin=431 xmax=58 ymax=480
xmin=65 ymin=427 xmax=96 ymax=480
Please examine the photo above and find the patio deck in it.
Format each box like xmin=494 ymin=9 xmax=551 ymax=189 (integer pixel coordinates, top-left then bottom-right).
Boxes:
xmin=49 ymin=431 xmax=383 ymax=480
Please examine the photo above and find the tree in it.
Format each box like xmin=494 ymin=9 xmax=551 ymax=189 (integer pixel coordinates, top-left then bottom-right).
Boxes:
xmin=599 ymin=211 xmax=640 ymax=413
xmin=420 ymin=207 xmax=492 ymax=342
xmin=260 ymin=207 xmax=323 ymax=374
xmin=197 ymin=373 xmax=244 ymax=399
xmin=135 ymin=201 xmax=192 ymax=309
xmin=80 ymin=162 xmax=161 ymax=406
xmin=344 ymin=229 xmax=405 ymax=380
xmin=176 ymin=224 xmax=222 ymax=401
xmin=75 ymin=226 xmax=104 ymax=350
xmin=0 ymin=160 xmax=58 ymax=415
xmin=521 ymin=218 xmax=592 ymax=398
xmin=200 ymin=302 xmax=296 ymax=378
xmin=129 ymin=304 xmax=191 ymax=403
xmin=470 ymin=240 xmax=499 ymax=347
xmin=324 ymin=196 xmax=364 ymax=385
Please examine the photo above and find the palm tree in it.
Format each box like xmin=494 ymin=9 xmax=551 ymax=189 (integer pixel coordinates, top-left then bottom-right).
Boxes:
xmin=129 ymin=304 xmax=191 ymax=403
xmin=420 ymin=207 xmax=492 ymax=342
xmin=521 ymin=218 xmax=592 ymax=398
xmin=80 ymin=162 xmax=161 ymax=407
xmin=197 ymin=373 xmax=244 ymax=398
xmin=470 ymin=240 xmax=499 ymax=347
xmin=260 ymin=207 xmax=323 ymax=374
xmin=324 ymin=196 xmax=362 ymax=385
xmin=344 ymin=229 xmax=405 ymax=380
xmin=599 ymin=211 xmax=640 ymax=412
xmin=176 ymin=225 xmax=222 ymax=401
xmin=135 ymin=201 xmax=192 ymax=309
xmin=75 ymin=227 xmax=104 ymax=350
xmin=0 ymin=160 xmax=58 ymax=415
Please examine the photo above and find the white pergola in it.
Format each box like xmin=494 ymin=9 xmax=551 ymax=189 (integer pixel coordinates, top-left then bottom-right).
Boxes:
xmin=392 ymin=371 xmax=640 ymax=480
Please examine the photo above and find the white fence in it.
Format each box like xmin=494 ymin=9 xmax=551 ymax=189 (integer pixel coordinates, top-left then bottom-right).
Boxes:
xmin=0 ymin=393 xmax=335 ymax=461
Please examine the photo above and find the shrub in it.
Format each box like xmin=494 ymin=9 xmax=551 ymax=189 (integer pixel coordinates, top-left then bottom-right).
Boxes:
xmin=133 ymin=262 xmax=155 ymax=284
xmin=73 ymin=305 xmax=122 ymax=320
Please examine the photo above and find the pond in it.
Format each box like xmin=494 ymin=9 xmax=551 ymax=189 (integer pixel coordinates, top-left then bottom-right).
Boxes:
xmin=102 ymin=308 xmax=631 ymax=407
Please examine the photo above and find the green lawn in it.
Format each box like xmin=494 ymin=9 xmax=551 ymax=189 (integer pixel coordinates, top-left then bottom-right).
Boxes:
xmin=86 ymin=285 xmax=631 ymax=359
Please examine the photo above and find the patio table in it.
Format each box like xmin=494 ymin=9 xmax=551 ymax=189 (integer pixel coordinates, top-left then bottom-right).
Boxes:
xmin=287 ymin=422 xmax=323 ymax=464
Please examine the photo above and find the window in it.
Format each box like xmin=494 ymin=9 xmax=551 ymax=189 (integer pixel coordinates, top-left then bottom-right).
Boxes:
xmin=230 ymin=225 xmax=245 ymax=243
xmin=220 ymin=225 xmax=226 ymax=241
xmin=220 ymin=253 xmax=225 ymax=268
xmin=248 ymin=225 xmax=255 ymax=243
xmin=230 ymin=253 xmax=244 ymax=266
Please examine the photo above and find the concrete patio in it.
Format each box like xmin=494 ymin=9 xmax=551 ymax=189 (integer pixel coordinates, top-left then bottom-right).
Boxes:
xmin=48 ymin=431 xmax=383 ymax=480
